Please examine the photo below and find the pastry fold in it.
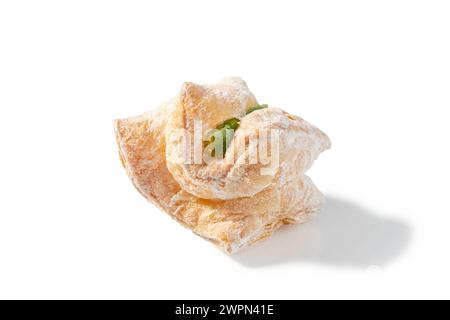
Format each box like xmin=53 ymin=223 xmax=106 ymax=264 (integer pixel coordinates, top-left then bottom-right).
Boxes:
xmin=114 ymin=78 xmax=330 ymax=253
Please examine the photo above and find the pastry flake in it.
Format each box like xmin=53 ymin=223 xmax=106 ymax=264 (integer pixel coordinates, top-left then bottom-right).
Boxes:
xmin=114 ymin=77 xmax=330 ymax=254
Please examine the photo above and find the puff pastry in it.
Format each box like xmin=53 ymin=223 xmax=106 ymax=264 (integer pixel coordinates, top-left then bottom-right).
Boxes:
xmin=114 ymin=77 xmax=330 ymax=253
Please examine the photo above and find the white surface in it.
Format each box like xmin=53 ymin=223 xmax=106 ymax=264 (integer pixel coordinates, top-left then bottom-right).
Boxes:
xmin=0 ymin=1 xmax=449 ymax=300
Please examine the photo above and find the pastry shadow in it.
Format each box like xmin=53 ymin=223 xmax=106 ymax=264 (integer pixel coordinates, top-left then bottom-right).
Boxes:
xmin=232 ymin=195 xmax=412 ymax=269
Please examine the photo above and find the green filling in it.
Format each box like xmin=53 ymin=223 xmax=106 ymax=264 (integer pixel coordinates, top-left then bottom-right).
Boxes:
xmin=205 ymin=118 xmax=240 ymax=157
xmin=216 ymin=117 xmax=241 ymax=131
xmin=204 ymin=104 xmax=269 ymax=157
xmin=246 ymin=103 xmax=268 ymax=115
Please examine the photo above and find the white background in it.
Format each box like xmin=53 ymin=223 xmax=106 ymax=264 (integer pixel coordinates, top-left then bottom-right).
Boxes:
xmin=0 ymin=1 xmax=449 ymax=300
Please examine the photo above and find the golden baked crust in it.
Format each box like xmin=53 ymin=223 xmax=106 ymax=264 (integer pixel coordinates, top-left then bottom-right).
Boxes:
xmin=114 ymin=78 xmax=330 ymax=253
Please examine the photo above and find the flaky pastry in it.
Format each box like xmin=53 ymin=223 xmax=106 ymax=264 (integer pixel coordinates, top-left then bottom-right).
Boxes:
xmin=114 ymin=77 xmax=330 ymax=253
